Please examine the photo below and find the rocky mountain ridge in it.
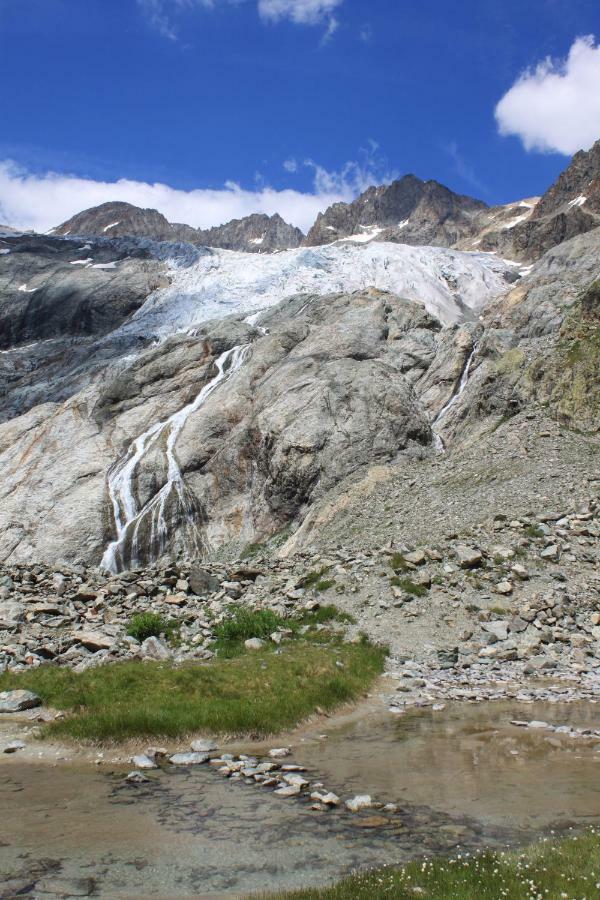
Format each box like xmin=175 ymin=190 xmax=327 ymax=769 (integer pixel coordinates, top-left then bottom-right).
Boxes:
xmin=54 ymin=202 xmax=303 ymax=254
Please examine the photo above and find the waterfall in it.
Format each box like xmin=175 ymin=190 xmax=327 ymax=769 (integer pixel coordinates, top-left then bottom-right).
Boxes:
xmin=431 ymin=345 xmax=477 ymax=452
xmin=101 ymin=344 xmax=250 ymax=572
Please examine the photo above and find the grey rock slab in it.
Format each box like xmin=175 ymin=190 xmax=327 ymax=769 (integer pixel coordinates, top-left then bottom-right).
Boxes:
xmin=169 ymin=752 xmax=210 ymax=766
xmin=244 ymin=638 xmax=265 ymax=651
xmin=273 ymin=784 xmax=301 ymax=798
xmin=3 ymin=740 xmax=25 ymax=753
xmin=75 ymin=631 xmax=116 ymax=652
xmin=141 ymin=636 xmax=171 ymax=660
xmin=0 ymin=690 xmax=42 ymax=713
xmin=482 ymin=621 xmax=509 ymax=641
xmin=131 ymin=754 xmax=159 ymax=770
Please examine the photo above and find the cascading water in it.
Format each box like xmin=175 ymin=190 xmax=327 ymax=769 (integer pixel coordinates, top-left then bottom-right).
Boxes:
xmin=431 ymin=345 xmax=478 ymax=452
xmin=101 ymin=344 xmax=250 ymax=572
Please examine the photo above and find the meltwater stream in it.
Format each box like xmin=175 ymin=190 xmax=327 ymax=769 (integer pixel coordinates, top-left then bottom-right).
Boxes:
xmin=431 ymin=344 xmax=478 ymax=452
xmin=101 ymin=344 xmax=250 ymax=573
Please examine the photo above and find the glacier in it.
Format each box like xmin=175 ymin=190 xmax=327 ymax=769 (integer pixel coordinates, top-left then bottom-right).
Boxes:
xmin=114 ymin=240 xmax=516 ymax=343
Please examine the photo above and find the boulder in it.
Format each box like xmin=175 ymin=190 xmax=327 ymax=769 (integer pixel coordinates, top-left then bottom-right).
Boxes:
xmin=455 ymin=546 xmax=483 ymax=569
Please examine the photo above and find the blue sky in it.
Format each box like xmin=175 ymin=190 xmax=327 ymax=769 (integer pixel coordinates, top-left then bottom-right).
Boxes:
xmin=1 ymin=0 xmax=599 ymax=231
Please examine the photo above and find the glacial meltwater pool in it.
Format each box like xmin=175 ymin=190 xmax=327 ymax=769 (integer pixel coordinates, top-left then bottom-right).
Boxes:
xmin=1 ymin=701 xmax=599 ymax=898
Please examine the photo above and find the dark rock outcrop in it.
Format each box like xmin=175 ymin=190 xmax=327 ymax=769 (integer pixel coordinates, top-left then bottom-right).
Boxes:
xmin=478 ymin=139 xmax=600 ymax=260
xmin=304 ymin=176 xmax=488 ymax=248
xmin=195 ymin=213 xmax=303 ymax=253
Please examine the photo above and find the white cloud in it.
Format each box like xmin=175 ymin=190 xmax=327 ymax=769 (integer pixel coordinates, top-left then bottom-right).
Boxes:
xmin=495 ymin=35 xmax=600 ymax=155
xmin=283 ymin=158 xmax=298 ymax=173
xmin=137 ymin=0 xmax=344 ymax=39
xmin=257 ymin=0 xmax=342 ymax=26
xmin=0 ymin=153 xmax=393 ymax=234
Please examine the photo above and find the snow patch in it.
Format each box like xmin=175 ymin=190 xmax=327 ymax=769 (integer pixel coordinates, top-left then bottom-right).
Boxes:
xmin=70 ymin=258 xmax=93 ymax=266
xmin=502 ymin=213 xmax=531 ymax=230
xmin=567 ymin=195 xmax=587 ymax=209
xmin=102 ymin=221 xmax=121 ymax=233
xmin=91 ymin=261 xmax=118 ymax=269
xmin=18 ymin=283 xmax=37 ymax=293
xmin=0 ymin=249 xmax=10 ymax=255
xmin=344 ymin=226 xmax=384 ymax=244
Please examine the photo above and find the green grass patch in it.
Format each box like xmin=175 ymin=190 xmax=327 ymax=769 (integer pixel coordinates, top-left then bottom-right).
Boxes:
xmin=126 ymin=613 xmax=178 ymax=644
xmin=214 ymin=607 xmax=285 ymax=646
xmin=0 ymin=640 xmax=386 ymax=743
xmin=314 ymin=579 xmax=336 ymax=592
xmin=271 ymin=830 xmax=600 ymax=899
xmin=390 ymin=577 xmax=428 ymax=597
xmin=389 ymin=553 xmax=412 ymax=573
xmin=212 ymin=604 xmax=354 ymax=657
xmin=298 ymin=568 xmax=333 ymax=590
xmin=524 ymin=525 xmax=545 ymax=540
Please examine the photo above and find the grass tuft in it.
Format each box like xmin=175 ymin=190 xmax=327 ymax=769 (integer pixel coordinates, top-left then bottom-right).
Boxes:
xmin=389 ymin=553 xmax=412 ymax=573
xmin=390 ymin=577 xmax=428 ymax=597
xmin=127 ymin=613 xmax=175 ymax=644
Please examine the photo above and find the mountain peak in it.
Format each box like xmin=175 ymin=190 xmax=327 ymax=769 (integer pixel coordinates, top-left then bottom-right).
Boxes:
xmin=304 ymin=175 xmax=487 ymax=248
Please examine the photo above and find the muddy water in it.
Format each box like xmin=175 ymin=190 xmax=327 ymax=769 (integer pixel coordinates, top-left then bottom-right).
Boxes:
xmin=1 ymin=701 xmax=599 ymax=898
xmin=293 ymin=700 xmax=600 ymax=830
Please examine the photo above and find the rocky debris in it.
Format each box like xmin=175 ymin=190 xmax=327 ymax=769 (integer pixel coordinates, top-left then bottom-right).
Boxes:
xmin=0 ymin=497 xmax=597 ymax=682
xmin=510 ymin=719 xmax=600 ymax=739
xmin=0 ymin=690 xmax=42 ymax=712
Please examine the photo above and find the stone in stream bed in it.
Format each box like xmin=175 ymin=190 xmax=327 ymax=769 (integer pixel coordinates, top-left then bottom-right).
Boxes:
xmin=311 ymin=791 xmax=341 ymax=807
xmin=131 ymin=754 xmax=159 ymax=770
xmin=274 ymin=784 xmax=301 ymax=798
xmin=269 ymin=747 xmax=291 ymax=758
xmin=125 ymin=771 xmax=150 ymax=784
xmin=169 ymin=752 xmax=210 ymax=766
xmin=356 ymin=816 xmax=391 ymax=829
xmin=3 ymin=740 xmax=25 ymax=753
xmin=282 ymin=774 xmax=309 ymax=789
xmin=345 ymin=795 xmax=373 ymax=813
xmin=0 ymin=690 xmax=42 ymax=713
